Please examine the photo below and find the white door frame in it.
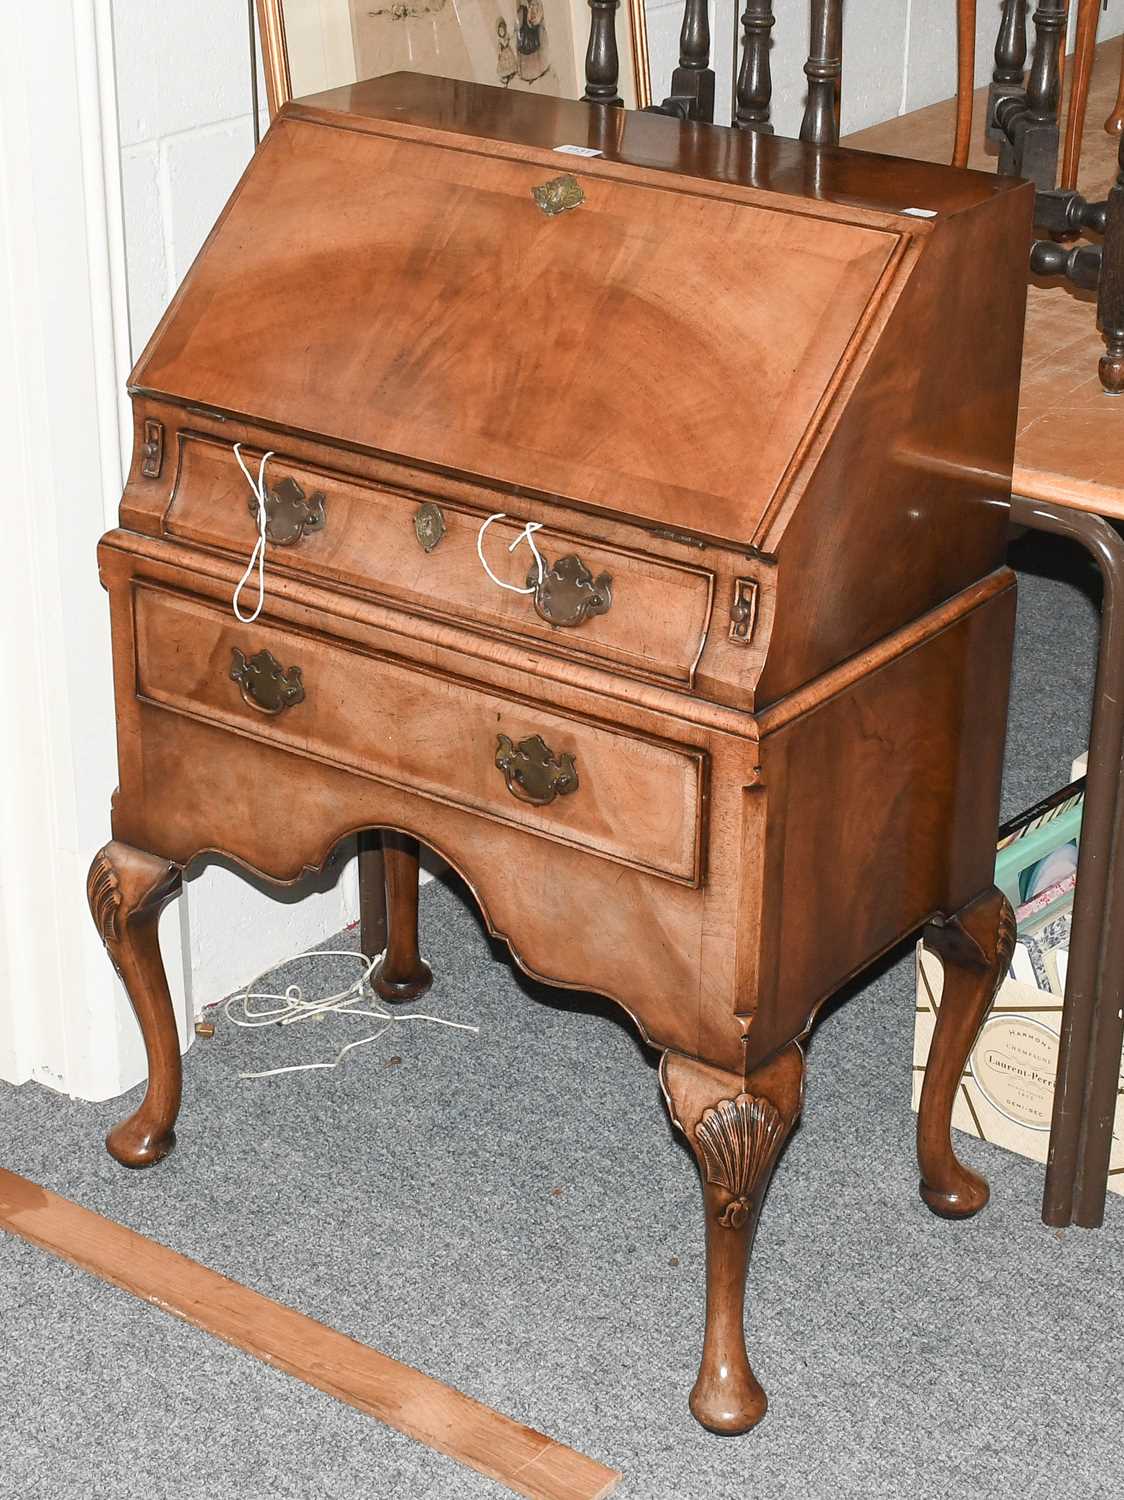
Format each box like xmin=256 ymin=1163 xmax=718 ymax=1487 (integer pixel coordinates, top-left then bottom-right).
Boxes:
xmin=0 ymin=0 xmax=190 ymax=1100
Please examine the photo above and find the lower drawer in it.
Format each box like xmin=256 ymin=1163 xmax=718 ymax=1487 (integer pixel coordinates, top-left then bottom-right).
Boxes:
xmin=132 ymin=582 xmax=706 ymax=884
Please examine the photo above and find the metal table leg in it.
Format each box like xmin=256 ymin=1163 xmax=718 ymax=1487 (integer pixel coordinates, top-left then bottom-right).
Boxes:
xmin=1010 ymin=495 xmax=1124 ymax=1227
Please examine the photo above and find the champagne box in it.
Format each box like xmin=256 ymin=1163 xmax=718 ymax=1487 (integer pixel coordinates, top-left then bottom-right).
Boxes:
xmin=913 ymin=947 xmax=1124 ymax=1195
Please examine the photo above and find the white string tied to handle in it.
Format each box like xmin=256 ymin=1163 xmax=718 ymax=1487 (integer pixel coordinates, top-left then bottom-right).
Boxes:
xmin=476 ymin=511 xmax=546 ymax=595
xmin=232 ymin=442 xmax=276 ymax=623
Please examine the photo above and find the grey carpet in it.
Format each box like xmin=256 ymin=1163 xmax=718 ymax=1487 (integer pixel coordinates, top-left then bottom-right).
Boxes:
xmin=2 ymin=534 xmax=1120 ymax=1500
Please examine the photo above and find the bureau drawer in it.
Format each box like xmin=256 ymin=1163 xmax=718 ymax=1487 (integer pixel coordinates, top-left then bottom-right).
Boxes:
xmin=132 ymin=583 xmax=706 ymax=883
xmin=162 ymin=436 xmax=713 ymax=686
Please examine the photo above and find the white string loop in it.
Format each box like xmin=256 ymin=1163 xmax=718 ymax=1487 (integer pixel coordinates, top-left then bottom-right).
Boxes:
xmin=232 ymin=442 xmax=276 ymax=623
xmin=476 ymin=511 xmax=545 ymax=595
xmin=221 ymin=947 xmax=479 ymax=1080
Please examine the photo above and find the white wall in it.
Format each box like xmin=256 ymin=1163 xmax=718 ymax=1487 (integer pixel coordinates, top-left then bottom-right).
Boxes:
xmin=645 ymin=0 xmax=1124 ymax=140
xmin=112 ymin=0 xmax=361 ymax=1027
xmin=0 ymin=0 xmax=188 ymax=1102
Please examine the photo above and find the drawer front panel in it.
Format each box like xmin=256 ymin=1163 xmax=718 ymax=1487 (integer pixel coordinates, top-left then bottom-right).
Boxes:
xmin=133 ymin=583 xmax=705 ymax=883
xmin=162 ymin=436 xmax=713 ymax=685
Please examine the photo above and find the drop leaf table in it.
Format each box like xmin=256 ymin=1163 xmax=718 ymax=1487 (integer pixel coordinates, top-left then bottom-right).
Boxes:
xmin=87 ymin=76 xmax=1031 ymax=1433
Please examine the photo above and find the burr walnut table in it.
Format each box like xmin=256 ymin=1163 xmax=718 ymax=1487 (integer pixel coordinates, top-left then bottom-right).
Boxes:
xmin=849 ymin=35 xmax=1124 ymax=1232
xmin=87 ymin=77 xmax=1030 ymax=1432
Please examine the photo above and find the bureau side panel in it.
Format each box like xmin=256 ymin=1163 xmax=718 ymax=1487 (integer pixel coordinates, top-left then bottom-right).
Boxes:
xmin=746 ymin=573 xmax=1016 ymax=1068
xmin=755 ymin=183 xmax=1033 ymax=705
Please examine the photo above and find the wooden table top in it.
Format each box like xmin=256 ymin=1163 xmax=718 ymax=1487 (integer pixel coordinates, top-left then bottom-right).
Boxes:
xmin=848 ymin=38 xmax=1124 ymax=518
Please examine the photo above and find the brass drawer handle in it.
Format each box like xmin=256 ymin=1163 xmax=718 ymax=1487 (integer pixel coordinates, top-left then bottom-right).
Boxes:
xmin=525 ymin=554 xmax=613 ymax=628
xmin=249 ymin=476 xmax=326 ymax=546
xmin=230 ymin=647 xmax=305 ymax=714
xmin=496 ymin=734 xmax=579 ymax=806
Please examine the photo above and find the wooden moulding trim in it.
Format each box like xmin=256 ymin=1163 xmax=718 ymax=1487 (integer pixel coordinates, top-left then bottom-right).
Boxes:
xmin=99 ymin=528 xmax=760 ymax=742
xmin=751 ymin=233 xmax=920 ymax=552
xmin=127 ymin=387 xmax=779 ymax=559
xmin=1012 ymin=468 xmax=1124 ymax=522
xmin=754 ymin=568 xmax=1016 ymax=737
xmin=282 ymin=103 xmax=932 ymax=238
xmin=0 ymin=1169 xmax=620 ymax=1500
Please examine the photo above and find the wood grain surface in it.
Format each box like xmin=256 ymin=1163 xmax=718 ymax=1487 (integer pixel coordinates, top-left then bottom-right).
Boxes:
xmin=847 ymin=35 xmax=1124 ymax=518
xmin=82 ymin=77 xmax=1028 ymax=1433
xmin=0 ymin=1168 xmax=620 ymax=1500
xmin=133 ymin=112 xmax=897 ymax=549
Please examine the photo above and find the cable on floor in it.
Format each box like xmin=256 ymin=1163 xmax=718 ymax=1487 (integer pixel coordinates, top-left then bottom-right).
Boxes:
xmin=221 ymin=948 xmax=478 ymax=1079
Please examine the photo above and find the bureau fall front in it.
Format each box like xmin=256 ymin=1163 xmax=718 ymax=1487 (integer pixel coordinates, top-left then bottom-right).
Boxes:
xmin=86 ymin=76 xmax=1031 ymax=1433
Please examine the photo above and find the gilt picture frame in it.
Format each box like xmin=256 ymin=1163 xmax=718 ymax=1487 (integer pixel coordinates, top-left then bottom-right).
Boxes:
xmin=255 ymin=0 xmax=651 ymax=117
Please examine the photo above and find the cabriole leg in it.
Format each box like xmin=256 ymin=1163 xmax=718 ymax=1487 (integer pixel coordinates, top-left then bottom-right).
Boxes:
xmin=87 ymin=841 xmax=183 ymax=1168
xmin=919 ymin=886 xmax=1016 ymax=1218
xmin=660 ymin=1042 xmax=804 ymax=1434
xmin=373 ymin=831 xmax=433 ymax=1002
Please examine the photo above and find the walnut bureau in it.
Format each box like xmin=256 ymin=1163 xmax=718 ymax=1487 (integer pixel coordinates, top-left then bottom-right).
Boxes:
xmin=87 ymin=77 xmax=1032 ymax=1434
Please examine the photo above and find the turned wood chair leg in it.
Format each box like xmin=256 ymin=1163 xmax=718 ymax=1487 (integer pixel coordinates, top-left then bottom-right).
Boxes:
xmin=918 ymin=886 xmax=1016 ymax=1219
xmin=357 ymin=829 xmax=388 ymax=961
xmin=373 ymin=831 xmax=433 ymax=1002
xmin=87 ymin=842 xmax=183 ymax=1168
xmin=1059 ymin=0 xmax=1100 ymax=191
xmin=660 ymin=1042 xmax=804 ymax=1434
xmin=952 ymin=0 xmax=977 ymax=168
xmin=1105 ymin=34 xmax=1124 ymax=134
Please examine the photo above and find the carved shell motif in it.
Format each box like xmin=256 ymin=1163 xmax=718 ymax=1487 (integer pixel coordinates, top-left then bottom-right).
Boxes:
xmin=87 ymin=848 xmax=122 ymax=945
xmin=695 ymin=1093 xmax=786 ymax=1230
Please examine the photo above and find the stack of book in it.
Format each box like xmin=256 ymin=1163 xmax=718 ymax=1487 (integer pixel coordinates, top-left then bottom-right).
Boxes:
xmin=996 ymin=779 xmax=1082 ymax=998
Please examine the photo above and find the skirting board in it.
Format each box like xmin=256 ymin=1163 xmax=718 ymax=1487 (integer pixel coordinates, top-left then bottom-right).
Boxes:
xmin=0 ymin=1168 xmax=620 ymax=1500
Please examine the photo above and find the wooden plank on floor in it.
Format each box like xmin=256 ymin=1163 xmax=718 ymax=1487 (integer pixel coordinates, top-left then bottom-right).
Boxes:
xmin=0 ymin=1168 xmax=620 ymax=1500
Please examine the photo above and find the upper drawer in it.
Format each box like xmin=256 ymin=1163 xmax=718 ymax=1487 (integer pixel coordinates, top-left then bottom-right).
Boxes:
xmin=132 ymin=581 xmax=706 ymax=885
xmin=162 ymin=436 xmax=713 ymax=686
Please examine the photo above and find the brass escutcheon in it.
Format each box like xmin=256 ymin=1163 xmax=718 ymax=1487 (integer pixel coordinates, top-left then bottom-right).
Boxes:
xmin=532 ymin=174 xmax=585 ymax=216
xmin=414 ymin=501 xmax=446 ymax=553
xmin=230 ymin=647 xmax=305 ymax=715
xmin=250 ymin=475 xmax=326 ymax=546
xmin=526 ymin=553 xmax=613 ymax=628
xmin=729 ymin=579 xmax=759 ymax=643
xmin=495 ymin=733 xmax=579 ymax=806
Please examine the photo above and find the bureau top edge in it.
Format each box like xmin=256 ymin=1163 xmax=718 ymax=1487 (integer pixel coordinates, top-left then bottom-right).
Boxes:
xmin=287 ymin=72 xmax=1028 ymax=226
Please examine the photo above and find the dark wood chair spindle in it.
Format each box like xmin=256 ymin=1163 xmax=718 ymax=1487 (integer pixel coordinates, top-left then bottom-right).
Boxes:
xmin=582 ymin=0 xmax=623 ymax=106
xmin=800 ymin=0 xmax=843 ymax=147
xmin=1098 ymin=133 xmax=1124 ymax=393
xmin=988 ymin=0 xmax=1029 ymax=142
xmin=671 ymin=0 xmax=716 ymax=121
xmin=734 ymin=0 xmax=775 ymax=133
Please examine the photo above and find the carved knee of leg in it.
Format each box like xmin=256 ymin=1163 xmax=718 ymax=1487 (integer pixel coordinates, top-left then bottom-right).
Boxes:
xmin=88 ymin=842 xmax=184 ymax=1168
xmin=661 ymin=1044 xmax=804 ymax=1434
xmin=918 ymin=888 xmax=1015 ymax=1218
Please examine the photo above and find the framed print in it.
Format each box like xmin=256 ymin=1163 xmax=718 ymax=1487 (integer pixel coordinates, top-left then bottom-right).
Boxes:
xmin=256 ymin=0 xmax=651 ymax=115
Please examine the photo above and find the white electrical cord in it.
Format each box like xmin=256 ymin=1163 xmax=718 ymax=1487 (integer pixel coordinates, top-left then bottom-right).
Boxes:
xmin=222 ymin=947 xmax=478 ymax=1079
xmin=476 ymin=511 xmax=545 ymax=594
xmin=232 ymin=442 xmax=276 ymax=623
